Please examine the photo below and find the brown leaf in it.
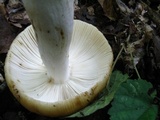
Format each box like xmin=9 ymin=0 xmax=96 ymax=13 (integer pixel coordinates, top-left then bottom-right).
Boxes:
xmin=98 ymin=0 xmax=117 ymax=21
xmin=6 ymin=0 xmax=30 ymax=28
xmin=98 ymin=0 xmax=105 ymax=7
xmin=0 ymin=3 xmax=16 ymax=53
xmin=8 ymin=11 xmax=30 ymax=28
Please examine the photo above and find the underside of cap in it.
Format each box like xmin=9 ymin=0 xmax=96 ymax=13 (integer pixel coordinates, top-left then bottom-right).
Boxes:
xmin=5 ymin=20 xmax=113 ymax=117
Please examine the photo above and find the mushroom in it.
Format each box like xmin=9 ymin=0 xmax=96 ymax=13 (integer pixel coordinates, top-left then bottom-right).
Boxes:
xmin=4 ymin=0 xmax=113 ymax=117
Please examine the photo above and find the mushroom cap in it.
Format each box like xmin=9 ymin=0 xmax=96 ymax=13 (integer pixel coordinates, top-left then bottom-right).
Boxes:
xmin=5 ymin=20 xmax=113 ymax=117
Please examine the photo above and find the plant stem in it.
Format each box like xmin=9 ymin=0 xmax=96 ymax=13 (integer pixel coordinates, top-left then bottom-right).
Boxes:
xmin=23 ymin=0 xmax=74 ymax=84
xmin=111 ymin=44 xmax=125 ymax=71
xmin=130 ymin=52 xmax=141 ymax=79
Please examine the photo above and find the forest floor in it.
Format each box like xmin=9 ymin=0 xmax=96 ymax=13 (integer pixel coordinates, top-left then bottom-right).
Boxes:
xmin=0 ymin=0 xmax=160 ymax=120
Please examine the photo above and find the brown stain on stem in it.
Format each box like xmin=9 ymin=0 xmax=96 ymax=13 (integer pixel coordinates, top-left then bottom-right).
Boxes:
xmin=54 ymin=27 xmax=65 ymax=50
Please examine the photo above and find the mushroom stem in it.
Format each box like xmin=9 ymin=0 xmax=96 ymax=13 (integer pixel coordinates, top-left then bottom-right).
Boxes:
xmin=23 ymin=0 xmax=74 ymax=84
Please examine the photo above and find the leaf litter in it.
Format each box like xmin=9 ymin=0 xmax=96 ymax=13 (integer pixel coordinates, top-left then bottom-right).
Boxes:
xmin=0 ymin=0 xmax=160 ymax=119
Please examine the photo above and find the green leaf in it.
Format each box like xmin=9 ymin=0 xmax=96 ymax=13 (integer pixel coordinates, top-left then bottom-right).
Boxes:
xmin=67 ymin=71 xmax=129 ymax=117
xmin=138 ymin=104 xmax=158 ymax=120
xmin=108 ymin=79 xmax=158 ymax=120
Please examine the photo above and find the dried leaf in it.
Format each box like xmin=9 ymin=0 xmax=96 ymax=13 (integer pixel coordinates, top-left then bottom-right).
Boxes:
xmin=8 ymin=0 xmax=21 ymax=7
xmin=5 ymin=0 xmax=30 ymax=28
xmin=87 ymin=6 xmax=95 ymax=16
xmin=116 ymin=0 xmax=131 ymax=14
xmin=141 ymin=1 xmax=160 ymax=28
xmin=144 ymin=24 xmax=153 ymax=42
xmin=98 ymin=0 xmax=105 ymax=7
xmin=98 ymin=0 xmax=117 ymax=20
xmin=0 ymin=3 xmax=16 ymax=53
xmin=8 ymin=10 xmax=30 ymax=28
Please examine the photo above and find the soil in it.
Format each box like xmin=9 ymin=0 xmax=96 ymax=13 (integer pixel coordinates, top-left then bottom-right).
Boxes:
xmin=0 ymin=0 xmax=160 ymax=120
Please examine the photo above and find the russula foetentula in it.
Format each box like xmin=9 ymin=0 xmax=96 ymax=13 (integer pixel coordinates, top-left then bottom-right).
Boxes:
xmin=4 ymin=0 xmax=113 ymax=117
